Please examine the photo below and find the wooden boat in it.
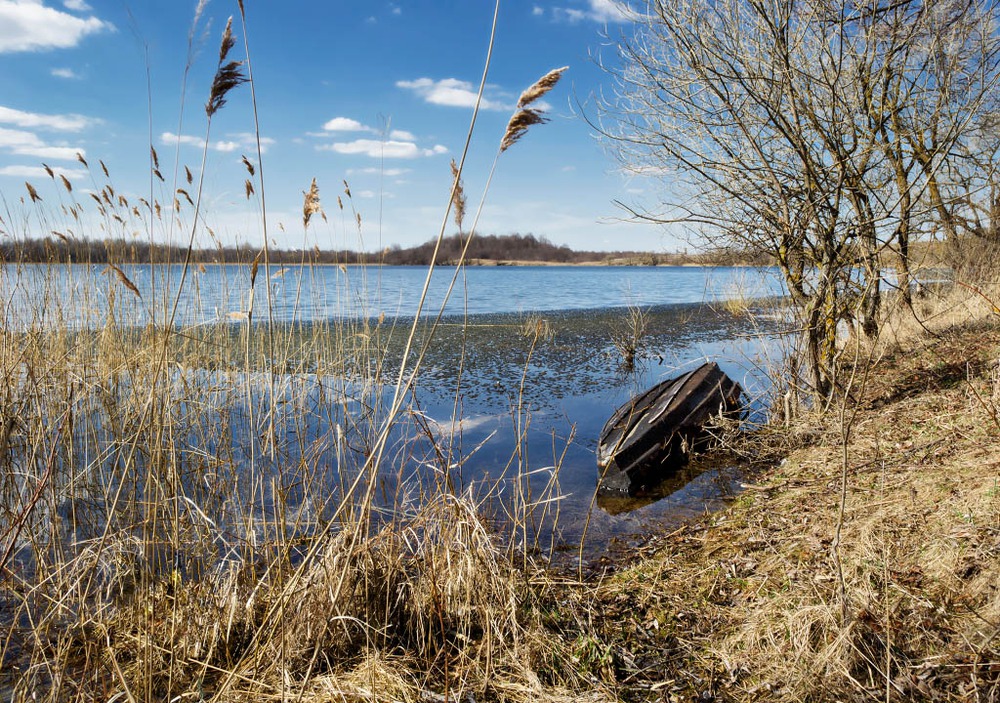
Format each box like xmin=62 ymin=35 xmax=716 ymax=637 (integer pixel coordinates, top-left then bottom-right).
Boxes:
xmin=597 ymin=362 xmax=742 ymax=493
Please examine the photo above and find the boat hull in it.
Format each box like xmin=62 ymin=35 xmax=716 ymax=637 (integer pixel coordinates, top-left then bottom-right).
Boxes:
xmin=597 ymin=362 xmax=741 ymax=493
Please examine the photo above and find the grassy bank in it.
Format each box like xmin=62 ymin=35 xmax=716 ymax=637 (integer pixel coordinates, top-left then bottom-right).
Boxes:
xmin=545 ymin=289 xmax=1000 ymax=701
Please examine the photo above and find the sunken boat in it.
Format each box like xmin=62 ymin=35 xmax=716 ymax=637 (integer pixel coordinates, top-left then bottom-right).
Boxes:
xmin=597 ymin=361 xmax=742 ymax=493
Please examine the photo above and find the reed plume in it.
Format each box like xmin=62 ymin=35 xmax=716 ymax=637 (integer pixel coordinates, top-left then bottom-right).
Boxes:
xmin=107 ymin=264 xmax=141 ymax=298
xmin=303 ymin=177 xmax=323 ymax=228
xmin=206 ymin=18 xmax=248 ymax=117
xmin=516 ymin=66 xmax=568 ymax=108
xmin=450 ymin=158 xmax=467 ymax=234
xmin=25 ymin=182 xmax=41 ymax=203
xmin=500 ymin=66 xmax=568 ymax=152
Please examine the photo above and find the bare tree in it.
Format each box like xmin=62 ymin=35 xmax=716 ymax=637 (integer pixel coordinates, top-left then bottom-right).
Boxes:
xmin=601 ymin=0 xmax=1000 ymax=403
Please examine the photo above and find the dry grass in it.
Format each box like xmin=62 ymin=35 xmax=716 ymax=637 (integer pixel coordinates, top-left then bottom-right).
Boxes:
xmin=0 ymin=15 xmax=597 ymax=703
xmin=540 ymin=285 xmax=1000 ymax=702
xmin=610 ymin=302 xmax=648 ymax=371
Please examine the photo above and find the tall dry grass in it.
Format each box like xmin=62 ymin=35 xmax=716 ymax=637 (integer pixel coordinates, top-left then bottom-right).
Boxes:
xmin=0 ymin=8 xmax=588 ymax=703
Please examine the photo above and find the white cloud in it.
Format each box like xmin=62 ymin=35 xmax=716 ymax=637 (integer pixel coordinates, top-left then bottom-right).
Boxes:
xmin=347 ymin=167 xmax=411 ymax=177
xmin=552 ymin=0 xmax=631 ymax=23
xmin=396 ymin=77 xmax=508 ymax=111
xmin=0 ymin=105 xmax=93 ymax=131
xmin=322 ymin=117 xmax=372 ymax=132
xmin=532 ymin=5 xmax=544 ymax=15
xmin=62 ymin=0 xmax=91 ymax=10
xmin=51 ymin=66 xmax=80 ymax=79
xmin=0 ymin=164 xmax=85 ymax=179
xmin=319 ymin=139 xmax=447 ymax=159
xmin=0 ymin=126 xmax=84 ymax=160
xmin=389 ymin=3 xmax=401 ymax=14
xmin=0 ymin=0 xmax=113 ymax=53
xmin=161 ymin=132 xmax=204 ymax=148
xmin=0 ymin=126 xmax=46 ymax=149
xmin=18 ymin=144 xmax=80 ymax=159
xmin=389 ymin=129 xmax=415 ymax=141
xmin=161 ymin=131 xmax=274 ymax=154
xmin=227 ymin=132 xmax=275 ymax=153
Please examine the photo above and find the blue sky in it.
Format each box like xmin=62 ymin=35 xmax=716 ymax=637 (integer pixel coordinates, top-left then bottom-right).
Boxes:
xmin=0 ymin=0 xmax=670 ymax=253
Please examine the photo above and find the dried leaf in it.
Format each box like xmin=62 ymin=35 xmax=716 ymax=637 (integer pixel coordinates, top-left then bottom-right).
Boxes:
xmin=245 ymin=179 xmax=254 ymax=199
xmin=241 ymin=155 xmax=255 ymax=176
xmin=25 ymin=182 xmax=41 ymax=203
xmin=59 ymin=175 xmax=72 ymax=192
xmin=42 ymin=164 xmax=54 ymax=179
xmin=151 ymin=146 xmax=160 ymax=171
xmin=185 ymin=165 xmax=193 ymax=184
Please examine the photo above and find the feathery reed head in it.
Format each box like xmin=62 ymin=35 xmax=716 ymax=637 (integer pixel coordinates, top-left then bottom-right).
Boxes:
xmin=500 ymin=109 xmax=547 ymax=153
xmin=206 ymin=17 xmax=248 ymax=117
xmin=501 ymin=66 xmax=568 ymax=153
xmin=107 ymin=264 xmax=141 ymax=298
xmin=25 ymin=182 xmax=41 ymax=203
xmin=218 ymin=16 xmax=236 ymax=64
xmin=516 ymin=65 xmax=568 ymax=109
xmin=303 ymin=178 xmax=323 ymax=229
xmin=449 ymin=158 xmax=467 ymax=234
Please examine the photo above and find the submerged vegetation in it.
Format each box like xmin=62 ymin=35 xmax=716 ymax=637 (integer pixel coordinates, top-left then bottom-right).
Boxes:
xmin=1 ymin=1 xmax=1000 ymax=702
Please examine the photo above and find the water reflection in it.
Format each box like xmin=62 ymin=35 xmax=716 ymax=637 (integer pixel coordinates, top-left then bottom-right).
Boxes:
xmin=406 ymin=301 xmax=788 ymax=558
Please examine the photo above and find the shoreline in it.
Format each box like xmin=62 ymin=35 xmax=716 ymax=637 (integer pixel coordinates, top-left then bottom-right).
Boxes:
xmin=562 ymin=307 xmax=1000 ymax=700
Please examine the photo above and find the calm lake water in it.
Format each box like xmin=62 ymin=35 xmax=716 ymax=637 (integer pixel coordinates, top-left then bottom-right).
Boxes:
xmin=0 ymin=263 xmax=784 ymax=327
xmin=5 ymin=263 xmax=789 ymax=564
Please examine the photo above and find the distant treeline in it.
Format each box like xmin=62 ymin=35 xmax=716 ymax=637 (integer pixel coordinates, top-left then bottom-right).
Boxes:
xmin=0 ymin=232 xmax=769 ymax=267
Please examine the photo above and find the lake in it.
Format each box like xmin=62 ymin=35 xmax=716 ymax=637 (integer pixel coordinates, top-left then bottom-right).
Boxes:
xmin=0 ymin=262 xmax=784 ymax=326
xmin=2 ymin=263 xmax=789 ymax=566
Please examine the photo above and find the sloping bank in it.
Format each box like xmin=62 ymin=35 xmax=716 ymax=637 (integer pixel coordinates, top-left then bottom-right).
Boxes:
xmin=540 ymin=308 xmax=1000 ymax=701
